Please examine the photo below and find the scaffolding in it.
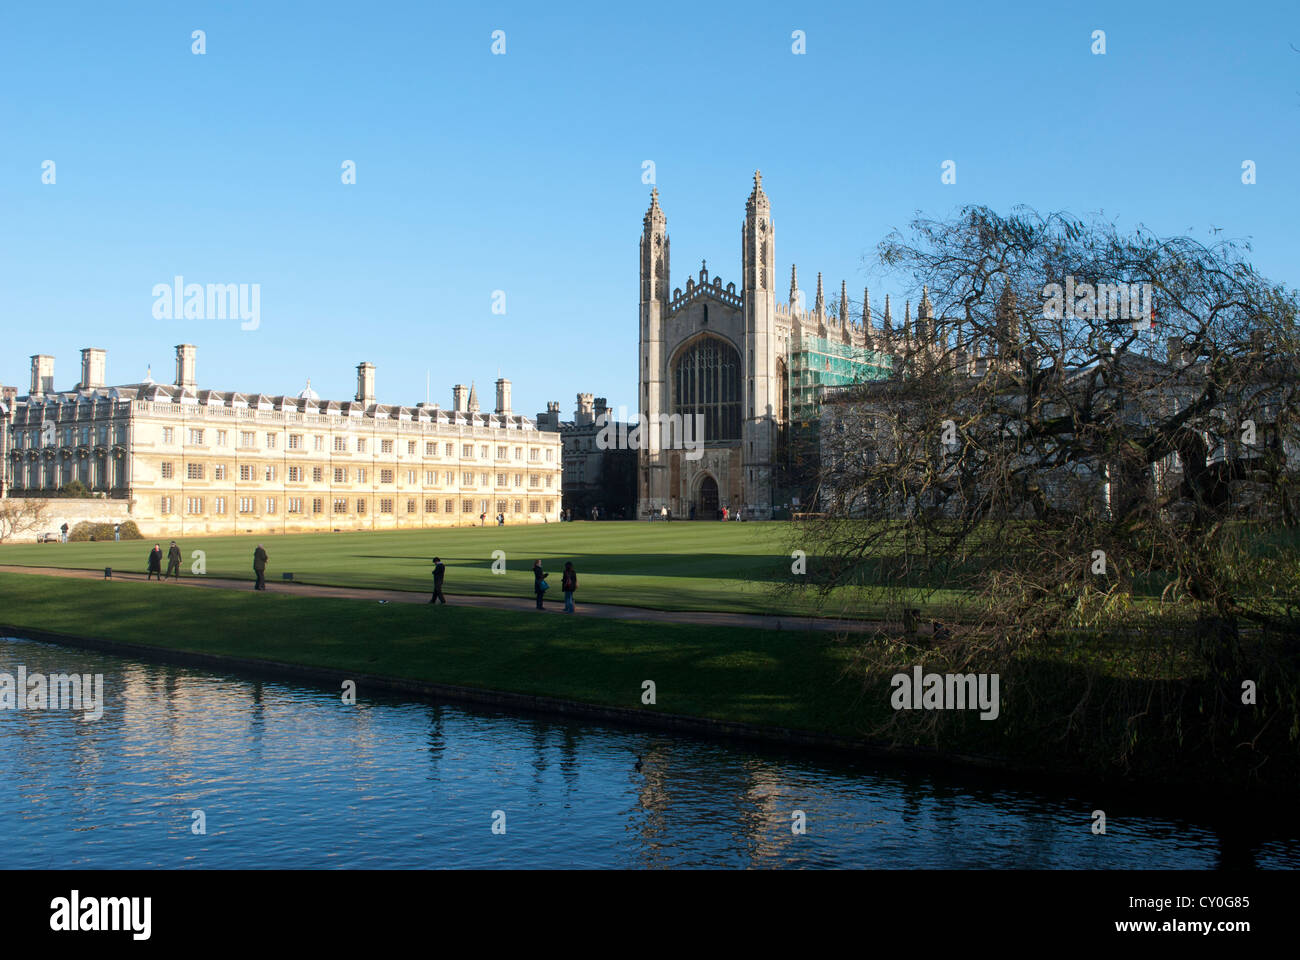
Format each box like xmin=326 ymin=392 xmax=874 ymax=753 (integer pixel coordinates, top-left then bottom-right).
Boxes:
xmin=788 ymin=334 xmax=892 ymax=423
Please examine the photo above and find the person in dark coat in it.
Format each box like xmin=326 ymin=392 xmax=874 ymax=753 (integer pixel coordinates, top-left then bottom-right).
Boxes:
xmin=164 ymin=540 xmax=182 ymax=580
xmin=253 ymin=544 xmax=268 ymax=590
xmin=561 ymin=561 xmax=577 ymax=614
xmin=430 ymin=556 xmax=446 ymax=604
xmin=147 ymin=544 xmax=163 ymax=580
xmin=532 ymin=560 xmax=547 ymax=610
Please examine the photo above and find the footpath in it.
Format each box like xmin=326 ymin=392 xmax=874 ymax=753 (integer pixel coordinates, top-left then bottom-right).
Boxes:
xmin=0 ymin=564 xmax=874 ymax=634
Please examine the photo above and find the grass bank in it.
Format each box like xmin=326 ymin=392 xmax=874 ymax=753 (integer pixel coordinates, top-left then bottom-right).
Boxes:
xmin=0 ymin=571 xmax=1292 ymax=798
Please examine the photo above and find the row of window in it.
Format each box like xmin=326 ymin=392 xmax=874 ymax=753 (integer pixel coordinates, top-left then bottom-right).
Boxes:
xmin=155 ymin=428 xmax=554 ymax=461
xmin=13 ymin=426 xmax=126 ymax=448
xmin=156 ymin=462 xmax=554 ymax=488
xmin=160 ymin=496 xmax=553 ymax=516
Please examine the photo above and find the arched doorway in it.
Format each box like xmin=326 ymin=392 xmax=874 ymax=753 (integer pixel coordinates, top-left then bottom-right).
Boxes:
xmin=698 ymin=475 xmax=719 ymax=519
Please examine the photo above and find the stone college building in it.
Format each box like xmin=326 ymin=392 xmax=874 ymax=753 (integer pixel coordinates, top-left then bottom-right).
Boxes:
xmin=1 ymin=345 xmax=563 ymax=537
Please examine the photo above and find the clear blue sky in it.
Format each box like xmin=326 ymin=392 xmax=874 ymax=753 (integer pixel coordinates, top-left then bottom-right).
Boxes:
xmin=2 ymin=0 xmax=1297 ymax=417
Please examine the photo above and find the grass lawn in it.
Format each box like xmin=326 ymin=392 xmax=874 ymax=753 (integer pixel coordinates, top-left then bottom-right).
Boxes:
xmin=0 ymin=522 xmax=910 ymax=617
xmin=0 ymin=571 xmax=872 ymax=737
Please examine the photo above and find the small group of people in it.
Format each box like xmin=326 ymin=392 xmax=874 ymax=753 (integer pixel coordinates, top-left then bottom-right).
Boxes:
xmin=429 ymin=557 xmax=580 ymax=613
xmin=146 ymin=541 xmax=184 ymax=581
xmin=146 ymin=541 xmax=268 ymax=589
xmin=533 ymin=559 xmax=579 ymax=613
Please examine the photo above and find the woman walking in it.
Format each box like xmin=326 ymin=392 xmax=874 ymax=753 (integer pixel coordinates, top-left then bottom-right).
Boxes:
xmin=532 ymin=559 xmax=547 ymax=610
xmin=561 ymin=561 xmax=577 ymax=614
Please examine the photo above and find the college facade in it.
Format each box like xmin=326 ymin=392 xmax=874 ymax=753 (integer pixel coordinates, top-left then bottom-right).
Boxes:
xmin=0 ymin=345 xmax=563 ymax=537
xmin=637 ymin=172 xmax=896 ymax=520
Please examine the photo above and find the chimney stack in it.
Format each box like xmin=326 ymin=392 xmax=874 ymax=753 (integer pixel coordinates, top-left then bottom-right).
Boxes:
xmin=355 ymin=362 xmax=376 ymax=405
xmin=494 ymin=378 xmax=512 ymax=417
xmin=452 ymin=384 xmax=468 ymax=413
xmin=30 ymin=355 xmax=54 ymax=395
xmin=80 ymin=348 xmax=107 ymax=390
xmin=174 ymin=344 xmax=197 ymax=391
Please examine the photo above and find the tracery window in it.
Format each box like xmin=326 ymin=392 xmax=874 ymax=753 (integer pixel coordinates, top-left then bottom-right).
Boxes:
xmin=672 ymin=336 xmax=741 ymax=443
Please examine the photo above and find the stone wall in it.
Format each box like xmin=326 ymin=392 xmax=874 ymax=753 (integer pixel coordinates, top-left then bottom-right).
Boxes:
xmin=0 ymin=497 xmax=136 ymax=542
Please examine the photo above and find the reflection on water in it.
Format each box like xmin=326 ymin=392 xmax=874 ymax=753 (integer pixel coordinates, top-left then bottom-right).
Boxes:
xmin=0 ymin=636 xmax=1295 ymax=869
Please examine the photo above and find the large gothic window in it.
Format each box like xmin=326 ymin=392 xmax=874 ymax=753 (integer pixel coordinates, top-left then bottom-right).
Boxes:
xmin=673 ymin=336 xmax=741 ymax=443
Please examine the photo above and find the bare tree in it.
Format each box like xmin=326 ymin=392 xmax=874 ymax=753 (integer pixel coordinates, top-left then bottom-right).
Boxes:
xmin=0 ymin=499 xmax=52 ymax=543
xmin=794 ymin=207 xmax=1300 ymax=772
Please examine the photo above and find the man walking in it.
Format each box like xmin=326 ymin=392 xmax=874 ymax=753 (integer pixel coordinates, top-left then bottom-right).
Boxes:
xmin=253 ymin=544 xmax=268 ymax=590
xmin=164 ymin=540 xmax=182 ymax=580
xmin=114 ymin=523 xmax=121 ymax=542
xmin=430 ymin=556 xmax=447 ymax=604
xmin=60 ymin=522 xmax=69 ymax=543
xmin=147 ymin=543 xmax=163 ymax=581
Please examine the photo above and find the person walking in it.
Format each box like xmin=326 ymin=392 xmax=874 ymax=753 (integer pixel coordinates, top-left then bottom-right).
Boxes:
xmin=430 ymin=556 xmax=447 ymax=604
xmin=253 ymin=544 xmax=268 ymax=590
xmin=60 ymin=522 xmax=69 ymax=543
xmin=561 ymin=561 xmax=577 ymax=614
xmin=147 ymin=543 xmax=163 ymax=581
xmin=114 ymin=523 xmax=121 ymax=542
xmin=532 ymin=559 xmax=547 ymax=610
xmin=164 ymin=540 xmax=182 ymax=580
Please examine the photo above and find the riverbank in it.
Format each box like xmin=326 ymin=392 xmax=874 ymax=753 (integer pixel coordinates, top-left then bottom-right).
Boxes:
xmin=0 ymin=571 xmax=1293 ymax=807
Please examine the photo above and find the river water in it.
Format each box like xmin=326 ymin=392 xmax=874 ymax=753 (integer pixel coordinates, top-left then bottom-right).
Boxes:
xmin=1 ymin=635 xmax=1295 ymax=869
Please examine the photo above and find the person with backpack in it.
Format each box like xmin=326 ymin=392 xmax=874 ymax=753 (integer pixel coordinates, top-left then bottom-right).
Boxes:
xmin=532 ymin=559 xmax=547 ymax=610
xmin=561 ymin=561 xmax=577 ymax=614
xmin=147 ymin=544 xmax=163 ymax=581
xmin=430 ymin=556 xmax=447 ymax=604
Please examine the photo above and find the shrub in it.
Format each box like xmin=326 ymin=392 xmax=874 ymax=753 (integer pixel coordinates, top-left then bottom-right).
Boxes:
xmin=67 ymin=520 xmax=143 ymax=542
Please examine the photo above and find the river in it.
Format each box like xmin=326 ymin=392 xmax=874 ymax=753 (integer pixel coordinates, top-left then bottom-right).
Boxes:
xmin=1 ymin=635 xmax=1295 ymax=869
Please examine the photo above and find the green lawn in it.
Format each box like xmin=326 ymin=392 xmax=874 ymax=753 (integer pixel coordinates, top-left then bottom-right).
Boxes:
xmin=0 ymin=571 xmax=870 ymax=737
xmin=0 ymin=522 xmax=883 ymax=617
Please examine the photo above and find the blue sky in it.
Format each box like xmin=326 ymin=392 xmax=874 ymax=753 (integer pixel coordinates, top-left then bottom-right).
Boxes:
xmin=2 ymin=0 xmax=1297 ymax=417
